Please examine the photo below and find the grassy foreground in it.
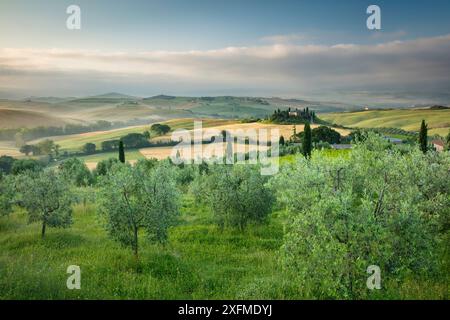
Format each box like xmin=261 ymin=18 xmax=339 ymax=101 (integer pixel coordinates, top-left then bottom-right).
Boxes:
xmin=0 ymin=197 xmax=288 ymax=299
xmin=0 ymin=194 xmax=446 ymax=300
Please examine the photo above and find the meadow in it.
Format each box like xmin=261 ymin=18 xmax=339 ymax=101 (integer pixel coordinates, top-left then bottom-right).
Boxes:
xmin=1 ymin=142 xmax=448 ymax=300
xmin=0 ymin=141 xmax=22 ymax=158
xmin=1 ymin=195 xmax=445 ymax=300
xmin=0 ymin=197 xmax=288 ymax=299
xmin=0 ymin=108 xmax=67 ymax=129
xmin=29 ymin=118 xmax=238 ymax=152
xmin=321 ymin=108 xmax=450 ymax=136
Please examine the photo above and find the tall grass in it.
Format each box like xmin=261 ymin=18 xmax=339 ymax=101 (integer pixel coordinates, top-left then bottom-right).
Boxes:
xmin=0 ymin=197 xmax=446 ymax=299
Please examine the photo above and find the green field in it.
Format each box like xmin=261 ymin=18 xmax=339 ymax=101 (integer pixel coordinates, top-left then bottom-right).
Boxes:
xmin=1 ymin=195 xmax=445 ymax=299
xmin=321 ymin=108 xmax=450 ymax=136
xmin=77 ymin=150 xmax=145 ymax=163
xmin=30 ymin=126 xmax=148 ymax=152
xmin=0 ymin=199 xmax=289 ymax=299
xmin=0 ymin=144 xmax=448 ymax=300
xmin=29 ymin=119 xmax=237 ymax=152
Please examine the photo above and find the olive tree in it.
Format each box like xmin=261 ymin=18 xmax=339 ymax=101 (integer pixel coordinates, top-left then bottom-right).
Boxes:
xmin=200 ymin=165 xmax=274 ymax=230
xmin=0 ymin=174 xmax=14 ymax=217
xmin=58 ymin=158 xmax=93 ymax=187
xmin=269 ymin=133 xmax=449 ymax=298
xmin=94 ymin=157 xmax=119 ymax=177
xmin=98 ymin=162 xmax=180 ymax=257
xmin=16 ymin=170 xmax=73 ymax=237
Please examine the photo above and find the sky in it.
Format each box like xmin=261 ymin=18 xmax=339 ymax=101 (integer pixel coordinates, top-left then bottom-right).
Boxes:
xmin=0 ymin=0 xmax=449 ymax=105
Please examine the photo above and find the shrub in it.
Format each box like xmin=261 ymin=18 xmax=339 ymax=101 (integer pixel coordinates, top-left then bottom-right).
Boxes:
xmin=58 ymin=158 xmax=93 ymax=186
xmin=151 ymin=124 xmax=171 ymax=136
xmin=200 ymin=165 xmax=274 ymax=230
xmin=121 ymin=133 xmax=149 ymax=148
xmin=11 ymin=159 xmax=43 ymax=175
xmin=0 ymin=174 xmax=14 ymax=217
xmin=101 ymin=140 xmax=119 ymax=152
xmin=94 ymin=158 xmax=119 ymax=177
xmin=0 ymin=156 xmax=16 ymax=175
xmin=97 ymin=162 xmax=180 ymax=257
xmin=269 ymin=133 xmax=449 ymax=298
xmin=15 ymin=170 xmax=73 ymax=238
xmin=82 ymin=142 xmax=96 ymax=154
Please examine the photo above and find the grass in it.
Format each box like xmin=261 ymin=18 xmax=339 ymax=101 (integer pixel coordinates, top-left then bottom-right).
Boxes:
xmin=77 ymin=150 xmax=145 ymax=163
xmin=30 ymin=126 xmax=149 ymax=152
xmin=0 ymin=141 xmax=22 ymax=158
xmin=30 ymin=119 xmax=239 ymax=152
xmin=0 ymin=198 xmax=292 ymax=299
xmin=0 ymin=108 xmax=66 ymax=129
xmin=1 ymin=193 xmax=446 ymax=300
xmin=279 ymin=149 xmax=351 ymax=165
xmin=320 ymin=108 xmax=450 ymax=137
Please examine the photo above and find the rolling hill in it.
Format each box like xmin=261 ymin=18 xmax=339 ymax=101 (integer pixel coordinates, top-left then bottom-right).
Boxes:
xmin=0 ymin=108 xmax=67 ymax=129
xmin=2 ymin=93 xmax=449 ymax=139
xmin=28 ymin=118 xmax=238 ymax=152
xmin=321 ymin=108 xmax=450 ymax=136
xmin=0 ymin=93 xmax=363 ymax=130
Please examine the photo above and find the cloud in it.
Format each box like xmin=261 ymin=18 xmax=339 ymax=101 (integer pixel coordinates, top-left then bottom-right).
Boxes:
xmin=260 ymin=33 xmax=309 ymax=44
xmin=0 ymin=34 xmax=449 ymax=100
xmin=370 ymin=30 xmax=408 ymax=40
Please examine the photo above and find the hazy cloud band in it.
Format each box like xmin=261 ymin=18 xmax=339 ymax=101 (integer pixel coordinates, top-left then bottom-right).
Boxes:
xmin=1 ymin=34 xmax=449 ymax=99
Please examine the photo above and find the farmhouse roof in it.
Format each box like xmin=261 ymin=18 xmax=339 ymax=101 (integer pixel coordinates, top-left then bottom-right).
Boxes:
xmin=432 ymin=140 xmax=445 ymax=147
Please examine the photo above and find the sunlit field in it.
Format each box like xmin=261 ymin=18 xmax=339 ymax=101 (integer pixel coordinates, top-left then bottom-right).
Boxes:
xmin=321 ymin=108 xmax=450 ymax=136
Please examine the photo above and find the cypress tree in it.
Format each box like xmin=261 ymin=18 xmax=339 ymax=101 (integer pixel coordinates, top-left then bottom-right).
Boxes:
xmin=446 ymin=129 xmax=450 ymax=151
xmin=303 ymin=122 xmax=312 ymax=159
xmin=118 ymin=140 xmax=125 ymax=163
xmin=279 ymin=135 xmax=285 ymax=146
xmin=419 ymin=120 xmax=428 ymax=154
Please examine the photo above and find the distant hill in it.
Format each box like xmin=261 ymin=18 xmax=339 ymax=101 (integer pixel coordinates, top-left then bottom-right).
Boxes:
xmin=428 ymin=105 xmax=450 ymax=110
xmin=88 ymin=92 xmax=139 ymax=100
xmin=67 ymin=92 xmax=140 ymax=104
xmin=144 ymin=95 xmax=177 ymax=100
xmin=24 ymin=97 xmax=76 ymax=104
xmin=0 ymin=108 xmax=67 ymax=129
xmin=2 ymin=93 xmax=447 ymax=131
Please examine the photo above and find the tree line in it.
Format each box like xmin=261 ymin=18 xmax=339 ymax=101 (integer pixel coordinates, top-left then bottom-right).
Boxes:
xmin=17 ymin=123 xmax=175 ymax=158
xmin=1 ymin=121 xmax=116 ymax=142
xmin=270 ymin=107 xmax=318 ymax=124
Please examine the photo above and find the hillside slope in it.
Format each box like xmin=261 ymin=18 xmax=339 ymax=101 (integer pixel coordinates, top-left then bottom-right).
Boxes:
xmin=321 ymin=108 xmax=450 ymax=136
xmin=0 ymin=94 xmax=362 ymax=129
xmin=0 ymin=108 xmax=67 ymax=129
